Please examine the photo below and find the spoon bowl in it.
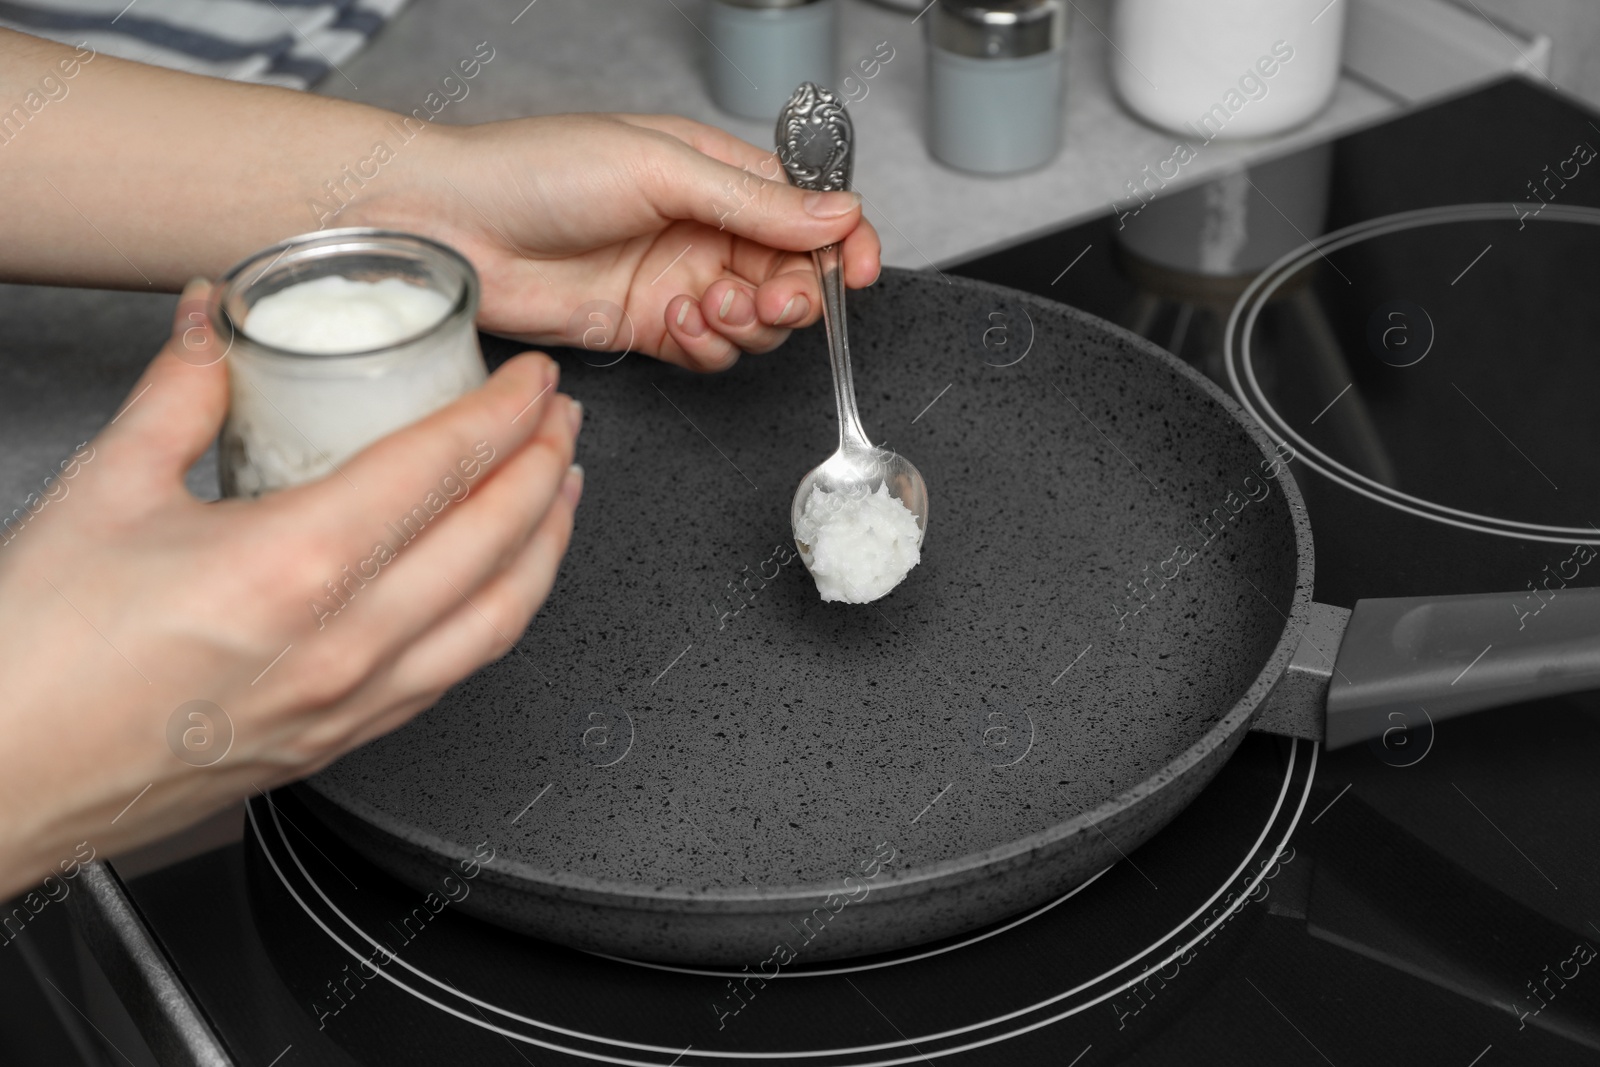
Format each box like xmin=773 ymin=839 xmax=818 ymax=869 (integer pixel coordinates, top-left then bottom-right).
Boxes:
xmin=789 ymin=448 xmax=929 ymax=562
xmin=777 ymin=82 xmax=931 ymax=592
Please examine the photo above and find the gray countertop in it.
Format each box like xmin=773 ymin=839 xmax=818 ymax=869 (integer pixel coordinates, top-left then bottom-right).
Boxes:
xmin=0 ymin=286 xmax=199 ymax=509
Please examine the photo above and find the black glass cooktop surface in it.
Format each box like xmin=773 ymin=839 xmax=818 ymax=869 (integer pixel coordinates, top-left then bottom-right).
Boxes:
xmin=97 ymin=77 xmax=1600 ymax=1066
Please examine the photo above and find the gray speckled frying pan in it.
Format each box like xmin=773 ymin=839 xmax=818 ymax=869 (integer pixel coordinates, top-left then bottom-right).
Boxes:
xmin=295 ymin=268 xmax=1600 ymax=964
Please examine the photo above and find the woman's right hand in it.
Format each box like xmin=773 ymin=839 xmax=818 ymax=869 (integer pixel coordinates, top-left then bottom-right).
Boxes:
xmin=0 ymin=280 xmax=583 ymax=900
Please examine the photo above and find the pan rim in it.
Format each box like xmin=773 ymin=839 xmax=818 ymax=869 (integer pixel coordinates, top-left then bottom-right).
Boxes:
xmin=301 ymin=269 xmax=1317 ymax=909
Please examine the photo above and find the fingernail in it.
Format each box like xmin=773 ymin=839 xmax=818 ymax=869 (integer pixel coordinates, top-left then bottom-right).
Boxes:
xmin=182 ymin=276 xmax=209 ymax=299
xmin=562 ymin=463 xmax=585 ymax=507
xmin=777 ymin=294 xmax=809 ymax=326
xmin=681 ymin=301 xmax=707 ymax=338
xmin=566 ymin=397 xmax=583 ymax=437
xmin=535 ymin=352 xmax=560 ymax=388
xmin=722 ymin=287 xmax=755 ymax=327
xmin=675 ymin=299 xmax=690 ymax=327
xmin=803 ymin=190 xmax=861 ymax=218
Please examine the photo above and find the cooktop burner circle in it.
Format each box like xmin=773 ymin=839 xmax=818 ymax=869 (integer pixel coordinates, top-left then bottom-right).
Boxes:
xmin=1226 ymin=203 xmax=1600 ymax=544
xmin=250 ymin=742 xmax=1317 ymax=1064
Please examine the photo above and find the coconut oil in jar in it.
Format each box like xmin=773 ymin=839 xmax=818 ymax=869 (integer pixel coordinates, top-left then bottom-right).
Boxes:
xmin=209 ymin=229 xmax=486 ymax=498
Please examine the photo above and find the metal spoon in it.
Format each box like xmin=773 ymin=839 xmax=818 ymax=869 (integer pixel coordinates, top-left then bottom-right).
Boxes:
xmin=775 ymin=83 xmax=929 ymax=593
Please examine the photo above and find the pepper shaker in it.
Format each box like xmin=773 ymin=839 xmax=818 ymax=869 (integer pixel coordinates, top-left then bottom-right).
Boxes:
xmin=926 ymin=0 xmax=1068 ymax=175
xmin=706 ymin=0 xmax=837 ymax=120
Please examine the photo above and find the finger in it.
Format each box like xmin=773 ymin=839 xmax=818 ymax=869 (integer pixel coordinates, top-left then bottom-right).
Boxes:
xmin=665 ymin=234 xmax=819 ymax=328
xmin=610 ymin=113 xmax=783 ymax=177
xmin=726 ymin=243 xmax=821 ymax=322
xmin=637 ymin=135 xmax=865 ymax=255
xmin=379 ymin=463 xmax=582 ymax=701
xmin=725 ymin=237 xmax=806 ymax=291
xmin=726 ymin=244 xmax=824 ymax=330
xmin=321 ymin=389 xmax=580 ymax=656
xmin=615 ymin=113 xmax=885 ymax=293
xmin=840 ymin=216 xmax=884 ymax=288
xmin=96 ymin=278 xmax=229 ymax=490
xmin=698 ymin=278 xmax=793 ymax=355
xmin=756 ymin=268 xmax=821 ymax=331
xmin=291 ymin=463 xmax=583 ymax=764
xmin=662 ymin=295 xmax=741 ymax=372
xmin=589 ymin=116 xmax=887 ymax=295
xmin=290 ymin=352 xmax=560 ymax=561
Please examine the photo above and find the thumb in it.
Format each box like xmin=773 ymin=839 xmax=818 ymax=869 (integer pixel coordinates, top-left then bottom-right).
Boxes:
xmin=648 ymin=138 xmax=864 ymax=252
xmin=99 ymin=278 xmax=230 ymax=486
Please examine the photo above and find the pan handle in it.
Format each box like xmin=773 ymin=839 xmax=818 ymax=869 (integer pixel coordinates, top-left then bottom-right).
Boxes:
xmin=1323 ymin=584 xmax=1600 ymax=749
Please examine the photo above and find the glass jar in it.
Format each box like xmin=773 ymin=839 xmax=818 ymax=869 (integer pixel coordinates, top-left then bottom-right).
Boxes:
xmin=208 ymin=229 xmax=486 ymax=498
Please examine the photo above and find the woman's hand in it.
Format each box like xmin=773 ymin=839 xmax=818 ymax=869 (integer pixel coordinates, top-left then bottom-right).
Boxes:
xmin=347 ymin=113 xmax=882 ymax=372
xmin=0 ymin=282 xmax=583 ymax=899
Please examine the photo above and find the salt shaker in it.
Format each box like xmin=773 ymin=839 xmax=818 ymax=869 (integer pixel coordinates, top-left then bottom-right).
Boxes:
xmin=926 ymin=0 xmax=1068 ymax=175
xmin=208 ymin=229 xmax=486 ymax=498
xmin=706 ymin=0 xmax=837 ymax=120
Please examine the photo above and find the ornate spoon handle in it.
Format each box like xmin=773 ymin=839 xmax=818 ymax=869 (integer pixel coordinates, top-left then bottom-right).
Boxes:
xmin=776 ymin=83 xmax=870 ymax=455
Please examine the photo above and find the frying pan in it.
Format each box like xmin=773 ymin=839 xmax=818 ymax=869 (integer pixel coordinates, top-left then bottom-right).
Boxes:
xmin=296 ymin=267 xmax=1600 ymax=965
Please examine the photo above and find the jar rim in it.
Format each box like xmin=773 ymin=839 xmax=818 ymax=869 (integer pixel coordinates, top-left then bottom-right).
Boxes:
xmin=208 ymin=228 xmax=480 ymax=361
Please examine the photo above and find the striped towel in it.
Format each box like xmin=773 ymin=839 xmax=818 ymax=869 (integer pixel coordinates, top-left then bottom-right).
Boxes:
xmin=0 ymin=0 xmax=409 ymax=89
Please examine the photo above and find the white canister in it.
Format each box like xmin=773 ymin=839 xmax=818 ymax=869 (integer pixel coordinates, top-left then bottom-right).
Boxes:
xmin=208 ymin=229 xmax=487 ymax=498
xmin=706 ymin=0 xmax=837 ymax=120
xmin=1109 ymin=0 xmax=1346 ymax=141
xmin=926 ymin=0 xmax=1069 ymax=175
